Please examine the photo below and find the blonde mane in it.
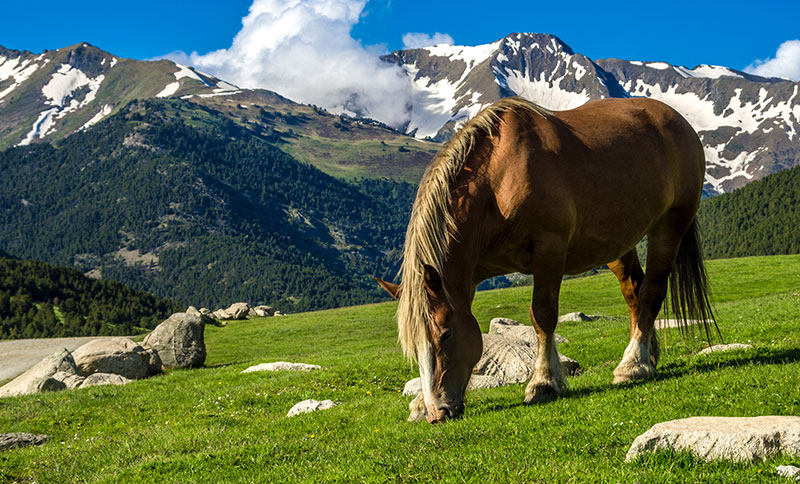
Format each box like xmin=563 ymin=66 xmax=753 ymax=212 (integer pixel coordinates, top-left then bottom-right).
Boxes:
xmin=396 ymin=97 xmax=550 ymax=360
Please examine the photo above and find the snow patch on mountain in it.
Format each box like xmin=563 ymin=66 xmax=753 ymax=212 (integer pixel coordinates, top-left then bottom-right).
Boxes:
xmin=424 ymin=41 xmax=500 ymax=69
xmin=0 ymin=56 xmax=42 ymax=101
xmin=674 ymin=64 xmax=744 ymax=80
xmin=498 ymin=68 xmax=591 ymax=111
xmin=17 ymin=63 xmax=105 ymax=145
xmin=81 ymin=104 xmax=113 ymax=130
xmin=156 ymin=82 xmax=180 ymax=98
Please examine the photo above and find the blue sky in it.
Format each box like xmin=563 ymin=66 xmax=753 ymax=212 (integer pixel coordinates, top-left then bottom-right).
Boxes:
xmin=2 ymin=0 xmax=798 ymax=70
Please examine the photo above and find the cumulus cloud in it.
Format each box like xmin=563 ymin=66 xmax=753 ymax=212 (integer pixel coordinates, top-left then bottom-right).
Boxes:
xmin=163 ymin=0 xmax=411 ymax=128
xmin=402 ymin=32 xmax=455 ymax=49
xmin=744 ymin=39 xmax=800 ymax=81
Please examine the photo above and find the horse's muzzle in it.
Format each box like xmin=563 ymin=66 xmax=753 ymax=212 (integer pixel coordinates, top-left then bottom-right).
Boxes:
xmin=426 ymin=402 xmax=465 ymax=424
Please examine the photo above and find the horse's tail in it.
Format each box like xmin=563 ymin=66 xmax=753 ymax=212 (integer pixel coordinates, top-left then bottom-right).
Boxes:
xmin=668 ymin=217 xmax=721 ymax=343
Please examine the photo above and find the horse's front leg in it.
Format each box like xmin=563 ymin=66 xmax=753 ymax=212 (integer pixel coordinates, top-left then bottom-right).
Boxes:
xmin=525 ymin=267 xmax=568 ymax=404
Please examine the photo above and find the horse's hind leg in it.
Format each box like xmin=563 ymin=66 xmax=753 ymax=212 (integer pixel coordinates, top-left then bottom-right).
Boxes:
xmin=525 ymin=265 xmax=568 ymax=404
xmin=608 ymin=249 xmax=659 ymax=367
xmin=613 ymin=216 xmax=688 ymax=383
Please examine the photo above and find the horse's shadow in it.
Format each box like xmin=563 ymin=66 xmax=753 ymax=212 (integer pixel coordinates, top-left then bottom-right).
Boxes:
xmin=470 ymin=346 xmax=800 ymax=415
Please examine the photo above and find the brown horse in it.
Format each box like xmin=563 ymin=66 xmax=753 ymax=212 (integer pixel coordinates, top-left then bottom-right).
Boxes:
xmin=376 ymin=96 xmax=714 ymax=424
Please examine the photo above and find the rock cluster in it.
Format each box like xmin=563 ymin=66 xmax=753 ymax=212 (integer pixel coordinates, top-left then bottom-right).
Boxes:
xmin=0 ymin=312 xmax=207 ymax=399
xmin=205 ymin=302 xmax=280 ymax=321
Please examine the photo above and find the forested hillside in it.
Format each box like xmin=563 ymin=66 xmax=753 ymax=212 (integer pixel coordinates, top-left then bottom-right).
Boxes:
xmin=0 ymin=99 xmax=417 ymax=311
xmin=698 ymin=164 xmax=800 ymax=259
xmin=0 ymin=254 xmax=180 ymax=339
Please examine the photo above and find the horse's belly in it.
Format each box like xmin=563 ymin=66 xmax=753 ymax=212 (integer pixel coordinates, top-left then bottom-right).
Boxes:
xmin=563 ymin=235 xmax=641 ymax=275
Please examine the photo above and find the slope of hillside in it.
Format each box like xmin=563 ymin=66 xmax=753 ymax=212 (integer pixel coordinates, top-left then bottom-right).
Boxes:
xmin=0 ymin=98 xmax=417 ymax=311
xmin=386 ymin=32 xmax=800 ymax=193
xmin=0 ymin=43 xmax=439 ymax=181
xmin=0 ymin=254 xmax=179 ymax=339
xmin=698 ymin=164 xmax=800 ymax=259
xmin=1 ymin=255 xmax=798 ymax=482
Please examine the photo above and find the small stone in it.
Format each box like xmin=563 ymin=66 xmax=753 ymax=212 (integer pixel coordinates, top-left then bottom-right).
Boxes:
xmin=51 ymin=371 xmax=85 ymax=389
xmin=489 ymin=318 xmax=568 ymax=344
xmin=287 ymin=399 xmax=337 ymax=417
xmin=242 ymin=362 xmax=321 ymax=373
xmin=187 ymin=306 xmax=214 ymax=324
xmin=776 ymin=465 xmax=800 ymax=479
xmin=557 ymin=312 xmax=594 ymax=323
xmin=626 ymin=416 xmax=800 ymax=462
xmin=698 ymin=343 xmax=753 ymax=355
xmin=253 ymin=305 xmax=275 ymax=317
xmin=0 ymin=433 xmax=50 ymax=451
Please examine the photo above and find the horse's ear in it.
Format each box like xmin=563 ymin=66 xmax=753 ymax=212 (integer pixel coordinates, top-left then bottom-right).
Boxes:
xmin=375 ymin=278 xmax=402 ymax=300
xmin=422 ymin=264 xmax=444 ymax=298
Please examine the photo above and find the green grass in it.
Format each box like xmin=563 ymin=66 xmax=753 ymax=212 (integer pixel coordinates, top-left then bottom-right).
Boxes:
xmin=1 ymin=255 xmax=799 ymax=482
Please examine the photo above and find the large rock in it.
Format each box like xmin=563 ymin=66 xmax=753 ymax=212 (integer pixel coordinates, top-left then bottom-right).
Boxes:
xmin=187 ymin=306 xmax=214 ymax=324
xmin=626 ymin=416 xmax=800 ymax=462
xmin=287 ymin=399 xmax=337 ymax=417
xmin=225 ymin=302 xmax=250 ymax=320
xmin=72 ymin=337 xmax=161 ymax=380
xmin=0 ymin=433 xmax=50 ymax=451
xmin=143 ymin=313 xmax=206 ymax=369
xmin=474 ymin=334 xmax=580 ymax=384
xmin=489 ymin=318 xmax=568 ymax=344
xmin=242 ymin=362 xmax=321 ymax=373
xmin=0 ymin=348 xmax=79 ymax=398
xmin=253 ymin=305 xmax=275 ymax=317
xmin=50 ymin=371 xmax=85 ymax=389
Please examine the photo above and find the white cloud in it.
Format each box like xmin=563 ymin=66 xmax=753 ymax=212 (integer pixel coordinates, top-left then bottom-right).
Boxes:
xmin=401 ymin=32 xmax=455 ymax=49
xmin=744 ymin=39 xmax=800 ymax=81
xmin=163 ymin=0 xmax=411 ymax=128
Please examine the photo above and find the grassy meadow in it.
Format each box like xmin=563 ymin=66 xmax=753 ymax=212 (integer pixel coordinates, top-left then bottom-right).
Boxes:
xmin=1 ymin=254 xmax=799 ymax=483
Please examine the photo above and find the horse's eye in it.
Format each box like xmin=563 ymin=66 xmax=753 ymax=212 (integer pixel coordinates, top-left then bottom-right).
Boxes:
xmin=440 ymin=329 xmax=453 ymax=343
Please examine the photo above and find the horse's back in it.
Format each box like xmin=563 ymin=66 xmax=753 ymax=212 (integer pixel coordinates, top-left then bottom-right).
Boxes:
xmin=484 ymin=97 xmax=705 ymax=274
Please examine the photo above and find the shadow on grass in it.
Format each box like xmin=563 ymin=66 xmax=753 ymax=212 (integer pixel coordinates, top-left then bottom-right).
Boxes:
xmin=468 ymin=346 xmax=800 ymax=417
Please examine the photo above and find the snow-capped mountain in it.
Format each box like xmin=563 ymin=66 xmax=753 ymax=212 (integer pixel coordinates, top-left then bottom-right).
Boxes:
xmin=386 ymin=33 xmax=800 ymax=193
xmin=0 ymin=42 xmax=241 ymax=149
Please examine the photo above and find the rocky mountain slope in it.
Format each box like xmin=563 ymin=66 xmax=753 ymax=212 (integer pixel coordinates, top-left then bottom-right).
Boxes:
xmin=0 ymin=42 xmax=438 ymax=182
xmin=386 ymin=32 xmax=800 ymax=193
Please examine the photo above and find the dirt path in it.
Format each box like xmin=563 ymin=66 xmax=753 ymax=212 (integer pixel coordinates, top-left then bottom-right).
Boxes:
xmin=0 ymin=337 xmax=121 ymax=383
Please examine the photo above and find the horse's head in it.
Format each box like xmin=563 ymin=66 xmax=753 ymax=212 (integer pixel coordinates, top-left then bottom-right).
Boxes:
xmin=377 ymin=265 xmax=483 ymax=424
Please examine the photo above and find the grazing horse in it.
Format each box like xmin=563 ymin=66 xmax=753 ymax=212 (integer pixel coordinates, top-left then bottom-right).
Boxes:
xmin=376 ymin=96 xmax=714 ymax=424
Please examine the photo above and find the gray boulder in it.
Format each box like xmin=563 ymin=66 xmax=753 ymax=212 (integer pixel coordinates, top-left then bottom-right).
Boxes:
xmin=213 ymin=308 xmax=232 ymax=320
xmin=474 ymin=334 xmax=580 ymax=384
xmin=0 ymin=348 xmax=79 ymax=398
xmin=0 ymin=433 xmax=50 ymax=451
xmin=143 ymin=312 xmax=206 ymax=369
xmin=81 ymin=373 xmax=131 ymax=388
xmin=286 ymin=399 xmax=337 ymax=417
xmin=187 ymin=306 xmax=214 ymax=324
xmin=489 ymin=318 xmax=568 ymax=344
xmin=50 ymin=371 xmax=85 ymax=389
xmin=626 ymin=416 xmax=800 ymax=462
xmin=253 ymin=305 xmax=275 ymax=317
xmin=225 ymin=302 xmax=250 ymax=320
xmin=72 ymin=337 xmax=161 ymax=380
xmin=776 ymin=465 xmax=800 ymax=479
